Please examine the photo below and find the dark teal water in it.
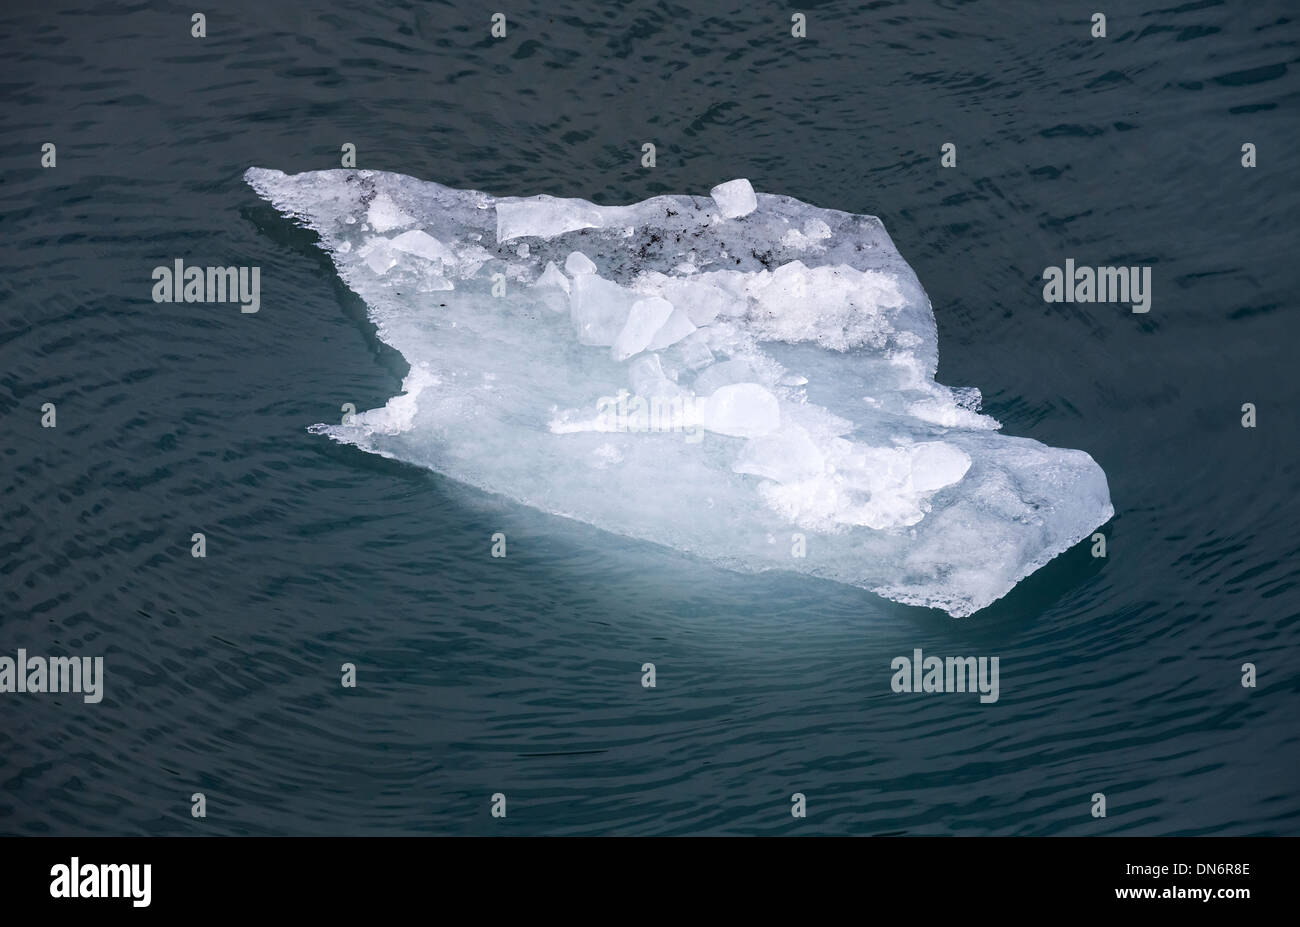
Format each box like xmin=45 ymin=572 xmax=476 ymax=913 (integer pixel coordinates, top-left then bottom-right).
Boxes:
xmin=1 ymin=0 xmax=1297 ymax=835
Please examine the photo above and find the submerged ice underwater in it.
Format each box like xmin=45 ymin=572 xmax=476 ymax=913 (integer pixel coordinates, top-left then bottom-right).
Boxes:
xmin=246 ymin=168 xmax=1113 ymax=617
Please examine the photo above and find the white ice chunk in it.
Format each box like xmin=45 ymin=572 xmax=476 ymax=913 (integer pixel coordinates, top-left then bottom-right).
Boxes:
xmin=758 ymin=441 xmax=971 ymax=532
xmin=745 ymin=261 xmax=906 ymax=351
xmin=710 ymin=178 xmax=758 ymax=219
xmin=701 ymin=383 xmax=780 ymax=437
xmin=733 ymin=424 xmax=825 ymax=484
xmin=627 ymin=354 xmax=682 ymax=399
xmin=781 ymin=218 xmax=833 ymax=251
xmin=565 ymin=251 xmax=597 ymax=275
xmin=496 ymin=195 xmax=603 ymax=242
xmin=613 ymin=297 xmax=676 ymax=361
xmin=804 ymin=218 xmax=832 ymax=240
xmin=660 ymin=276 xmax=727 ymax=326
xmin=645 ymin=307 xmax=696 ymax=351
xmin=905 ymin=441 xmax=972 ymax=492
xmin=534 ymin=261 xmax=571 ymax=294
xmin=358 ymin=238 xmax=397 ymax=275
xmin=388 ymin=229 xmax=451 ymax=263
xmin=670 ymin=334 xmax=716 ymax=371
xmin=334 ymin=364 xmax=436 ymax=436
xmin=246 ymin=165 xmax=1113 ymax=617
xmin=570 ymin=274 xmax=635 ymax=346
xmin=367 ymin=193 xmax=415 ymax=232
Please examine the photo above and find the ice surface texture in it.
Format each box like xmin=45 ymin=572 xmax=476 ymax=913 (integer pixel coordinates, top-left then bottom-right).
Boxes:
xmin=246 ymin=168 xmax=1113 ymax=617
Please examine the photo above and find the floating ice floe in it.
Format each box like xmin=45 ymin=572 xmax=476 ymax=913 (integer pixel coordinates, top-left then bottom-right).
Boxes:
xmin=246 ymin=167 xmax=1113 ymax=616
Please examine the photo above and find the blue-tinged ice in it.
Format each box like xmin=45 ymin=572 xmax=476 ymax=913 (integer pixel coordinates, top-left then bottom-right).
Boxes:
xmin=246 ymin=168 xmax=1113 ymax=616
